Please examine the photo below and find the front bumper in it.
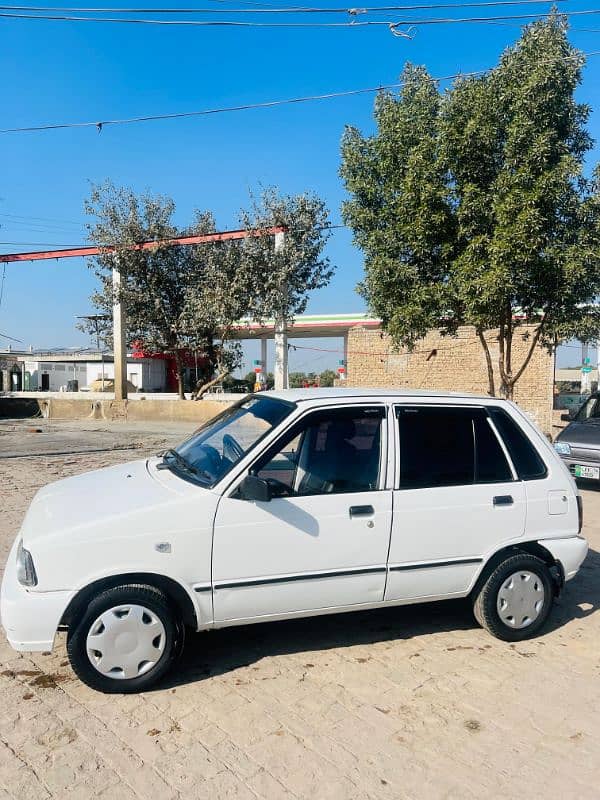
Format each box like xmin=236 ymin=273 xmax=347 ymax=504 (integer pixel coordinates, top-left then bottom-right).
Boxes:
xmin=558 ymin=455 xmax=600 ymax=481
xmin=539 ymin=535 xmax=589 ymax=582
xmin=0 ymin=539 xmax=73 ymax=652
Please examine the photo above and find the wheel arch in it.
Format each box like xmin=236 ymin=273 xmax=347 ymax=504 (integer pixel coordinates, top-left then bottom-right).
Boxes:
xmin=59 ymin=572 xmax=200 ymax=630
xmin=470 ymin=541 xmax=563 ymax=600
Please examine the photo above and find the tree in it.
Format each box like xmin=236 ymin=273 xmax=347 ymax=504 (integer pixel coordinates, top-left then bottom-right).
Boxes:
xmin=319 ymin=369 xmax=337 ymax=387
xmin=238 ymin=189 xmax=334 ymax=329
xmin=341 ymin=16 xmax=600 ymax=399
xmin=83 ymin=184 xmax=333 ymax=399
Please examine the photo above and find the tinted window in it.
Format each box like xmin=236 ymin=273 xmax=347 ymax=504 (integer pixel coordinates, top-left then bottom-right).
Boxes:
xmin=254 ymin=407 xmax=384 ymax=496
xmin=397 ymin=406 xmax=513 ymax=489
xmin=488 ymin=408 xmax=547 ymax=480
xmin=474 ymin=414 xmax=513 ymax=483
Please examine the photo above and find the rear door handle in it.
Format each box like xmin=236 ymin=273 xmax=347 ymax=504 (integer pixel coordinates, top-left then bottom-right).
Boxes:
xmin=493 ymin=495 xmax=514 ymax=506
xmin=349 ymin=505 xmax=374 ymax=518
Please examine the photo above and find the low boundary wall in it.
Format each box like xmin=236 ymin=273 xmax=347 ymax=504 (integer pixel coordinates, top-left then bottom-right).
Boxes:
xmin=0 ymin=396 xmax=233 ymax=423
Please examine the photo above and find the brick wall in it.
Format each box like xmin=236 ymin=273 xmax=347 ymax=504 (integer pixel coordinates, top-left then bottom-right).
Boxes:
xmin=345 ymin=325 xmax=555 ymax=434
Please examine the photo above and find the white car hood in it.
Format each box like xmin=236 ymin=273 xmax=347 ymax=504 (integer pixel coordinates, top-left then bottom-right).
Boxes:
xmin=20 ymin=458 xmax=203 ymax=546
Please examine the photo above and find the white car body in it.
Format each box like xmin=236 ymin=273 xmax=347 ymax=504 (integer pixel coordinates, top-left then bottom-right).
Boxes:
xmin=1 ymin=389 xmax=589 ymax=655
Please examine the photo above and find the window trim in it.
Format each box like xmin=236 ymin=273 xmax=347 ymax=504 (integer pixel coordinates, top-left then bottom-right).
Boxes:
xmin=226 ymin=403 xmax=390 ymax=498
xmin=392 ymin=403 xmax=519 ymax=491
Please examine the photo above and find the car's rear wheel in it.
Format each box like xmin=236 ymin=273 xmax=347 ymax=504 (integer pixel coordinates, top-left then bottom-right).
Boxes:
xmin=473 ymin=554 xmax=554 ymax=641
xmin=67 ymin=584 xmax=182 ymax=692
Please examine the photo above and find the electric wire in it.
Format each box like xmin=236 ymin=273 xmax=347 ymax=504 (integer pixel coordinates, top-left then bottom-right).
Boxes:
xmin=2 ymin=48 xmax=599 ymax=136
xmin=2 ymin=7 xmax=599 ymax=26
xmin=0 ymin=1 xmax=569 ymax=13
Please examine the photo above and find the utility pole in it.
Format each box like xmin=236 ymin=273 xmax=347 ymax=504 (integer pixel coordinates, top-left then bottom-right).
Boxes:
xmin=112 ymin=262 xmax=128 ymax=401
xmin=273 ymin=231 xmax=288 ymax=391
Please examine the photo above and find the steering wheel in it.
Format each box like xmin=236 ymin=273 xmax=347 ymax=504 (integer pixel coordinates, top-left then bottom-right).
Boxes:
xmin=223 ymin=433 xmax=244 ymax=462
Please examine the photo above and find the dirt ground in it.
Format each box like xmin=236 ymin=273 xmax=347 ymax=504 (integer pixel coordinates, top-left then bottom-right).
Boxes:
xmin=0 ymin=419 xmax=599 ymax=800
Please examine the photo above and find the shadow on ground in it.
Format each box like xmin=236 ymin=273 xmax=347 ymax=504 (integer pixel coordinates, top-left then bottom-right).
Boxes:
xmin=157 ymin=547 xmax=599 ymax=691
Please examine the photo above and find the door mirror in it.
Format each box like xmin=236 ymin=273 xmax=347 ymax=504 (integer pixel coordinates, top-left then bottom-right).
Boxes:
xmin=239 ymin=474 xmax=272 ymax=502
xmin=561 ymin=411 xmax=573 ymax=422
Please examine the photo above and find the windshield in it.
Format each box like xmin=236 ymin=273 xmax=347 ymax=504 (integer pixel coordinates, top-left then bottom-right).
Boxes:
xmin=165 ymin=395 xmax=294 ymax=485
xmin=576 ymin=396 xmax=600 ymax=421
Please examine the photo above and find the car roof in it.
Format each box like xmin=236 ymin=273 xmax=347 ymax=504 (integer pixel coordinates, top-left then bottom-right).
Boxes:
xmin=263 ymin=387 xmax=497 ymax=403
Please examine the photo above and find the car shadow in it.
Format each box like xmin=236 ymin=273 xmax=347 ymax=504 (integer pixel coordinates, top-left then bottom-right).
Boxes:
xmin=154 ymin=547 xmax=599 ymax=691
xmin=544 ymin=545 xmax=600 ymax=632
xmin=157 ymin=597 xmax=475 ymax=690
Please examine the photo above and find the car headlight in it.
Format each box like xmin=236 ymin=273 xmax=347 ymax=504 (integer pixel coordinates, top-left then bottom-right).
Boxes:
xmin=16 ymin=540 xmax=37 ymax=587
xmin=554 ymin=441 xmax=571 ymax=456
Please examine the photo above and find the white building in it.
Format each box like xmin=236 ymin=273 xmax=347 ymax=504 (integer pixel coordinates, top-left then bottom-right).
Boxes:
xmin=1 ymin=351 xmax=166 ymax=392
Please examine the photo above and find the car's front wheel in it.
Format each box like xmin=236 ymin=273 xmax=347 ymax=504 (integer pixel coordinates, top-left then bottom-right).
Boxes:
xmin=473 ymin=554 xmax=554 ymax=641
xmin=67 ymin=584 xmax=182 ymax=692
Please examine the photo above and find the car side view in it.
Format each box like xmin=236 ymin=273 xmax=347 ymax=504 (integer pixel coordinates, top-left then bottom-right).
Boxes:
xmin=1 ymin=389 xmax=588 ymax=692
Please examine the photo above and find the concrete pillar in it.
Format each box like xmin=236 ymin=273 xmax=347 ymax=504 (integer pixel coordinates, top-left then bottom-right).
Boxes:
xmin=273 ymin=231 xmax=288 ymax=391
xmin=581 ymin=342 xmax=591 ymax=397
xmin=260 ymin=338 xmax=268 ymax=381
xmin=112 ymin=264 xmax=128 ymax=401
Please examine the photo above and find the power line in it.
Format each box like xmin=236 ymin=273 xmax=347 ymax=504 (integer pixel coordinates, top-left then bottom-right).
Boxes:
xmin=0 ymin=212 xmax=84 ymax=226
xmin=3 ymin=49 xmax=599 ymax=136
xmin=3 ymin=7 xmax=600 ymax=27
xmin=0 ymin=1 xmax=569 ymax=13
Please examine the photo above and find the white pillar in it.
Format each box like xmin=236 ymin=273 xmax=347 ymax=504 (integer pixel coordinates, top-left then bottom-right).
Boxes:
xmin=581 ymin=342 xmax=591 ymax=397
xmin=260 ymin=338 xmax=268 ymax=383
xmin=112 ymin=263 xmax=128 ymax=401
xmin=273 ymin=231 xmax=288 ymax=391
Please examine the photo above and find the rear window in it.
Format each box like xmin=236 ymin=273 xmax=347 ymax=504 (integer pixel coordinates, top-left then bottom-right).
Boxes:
xmin=488 ymin=408 xmax=547 ymax=480
xmin=396 ymin=406 xmax=513 ymax=489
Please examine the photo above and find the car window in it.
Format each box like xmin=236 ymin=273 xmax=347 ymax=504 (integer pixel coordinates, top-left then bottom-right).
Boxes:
xmin=253 ymin=407 xmax=384 ymax=496
xmin=396 ymin=406 xmax=513 ymax=489
xmin=576 ymin=396 xmax=600 ymax=420
xmin=172 ymin=395 xmax=294 ymax=485
xmin=488 ymin=408 xmax=547 ymax=480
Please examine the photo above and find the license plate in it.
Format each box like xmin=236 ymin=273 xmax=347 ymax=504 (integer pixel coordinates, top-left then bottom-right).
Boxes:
xmin=574 ymin=464 xmax=600 ymax=479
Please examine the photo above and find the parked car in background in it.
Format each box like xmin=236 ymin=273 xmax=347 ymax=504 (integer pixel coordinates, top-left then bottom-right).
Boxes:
xmin=554 ymin=393 xmax=600 ymax=483
xmin=1 ymin=389 xmax=587 ymax=692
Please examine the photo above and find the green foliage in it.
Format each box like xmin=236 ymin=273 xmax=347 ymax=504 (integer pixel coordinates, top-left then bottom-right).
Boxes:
xmin=83 ymin=183 xmax=333 ymax=399
xmin=318 ymin=368 xmax=337 ymax=387
xmin=341 ymin=16 xmax=600 ymax=397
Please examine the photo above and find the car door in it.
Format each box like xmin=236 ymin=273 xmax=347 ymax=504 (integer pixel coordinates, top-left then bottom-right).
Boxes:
xmin=386 ymin=404 xmax=527 ymax=602
xmin=212 ymin=405 xmax=393 ymax=622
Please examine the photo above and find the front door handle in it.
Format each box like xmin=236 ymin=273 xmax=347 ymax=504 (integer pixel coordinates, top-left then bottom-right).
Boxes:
xmin=349 ymin=505 xmax=374 ymax=518
xmin=493 ymin=495 xmax=514 ymax=506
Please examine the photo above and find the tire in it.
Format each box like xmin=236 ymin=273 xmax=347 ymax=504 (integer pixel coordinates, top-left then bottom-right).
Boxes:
xmin=472 ymin=554 xmax=554 ymax=641
xmin=67 ymin=584 xmax=182 ymax=693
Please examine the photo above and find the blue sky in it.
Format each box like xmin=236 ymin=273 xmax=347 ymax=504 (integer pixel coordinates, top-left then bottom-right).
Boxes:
xmin=1 ymin=1 xmax=599 ymax=373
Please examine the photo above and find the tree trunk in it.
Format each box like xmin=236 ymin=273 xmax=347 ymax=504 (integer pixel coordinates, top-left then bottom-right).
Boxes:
xmin=175 ymin=352 xmax=186 ymax=400
xmin=476 ymin=328 xmax=496 ymax=396
xmin=192 ymin=368 xmax=230 ymax=400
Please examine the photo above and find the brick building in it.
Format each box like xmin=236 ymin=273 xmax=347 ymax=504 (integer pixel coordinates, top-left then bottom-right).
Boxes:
xmin=344 ymin=325 xmax=555 ymax=434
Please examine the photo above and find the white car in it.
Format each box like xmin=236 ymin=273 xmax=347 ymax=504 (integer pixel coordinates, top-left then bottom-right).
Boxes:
xmin=1 ymin=389 xmax=588 ymax=692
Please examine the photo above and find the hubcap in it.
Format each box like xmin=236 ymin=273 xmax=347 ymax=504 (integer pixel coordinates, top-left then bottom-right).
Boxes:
xmin=86 ymin=604 xmax=166 ymax=680
xmin=496 ymin=570 xmax=545 ymax=630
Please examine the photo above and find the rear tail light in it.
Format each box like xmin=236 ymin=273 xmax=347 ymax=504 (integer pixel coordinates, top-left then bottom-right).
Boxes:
xmin=577 ymin=495 xmax=583 ymax=534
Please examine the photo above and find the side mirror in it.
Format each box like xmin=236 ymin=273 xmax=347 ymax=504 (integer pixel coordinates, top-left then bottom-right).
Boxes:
xmin=561 ymin=412 xmax=572 ymax=422
xmin=239 ymin=474 xmax=272 ymax=503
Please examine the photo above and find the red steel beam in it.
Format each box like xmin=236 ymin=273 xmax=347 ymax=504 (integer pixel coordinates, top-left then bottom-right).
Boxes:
xmin=0 ymin=226 xmax=287 ymax=263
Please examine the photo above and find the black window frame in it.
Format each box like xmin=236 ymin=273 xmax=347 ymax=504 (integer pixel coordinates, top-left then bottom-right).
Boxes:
xmin=394 ymin=404 xmax=517 ymax=491
xmin=240 ymin=404 xmax=388 ymax=497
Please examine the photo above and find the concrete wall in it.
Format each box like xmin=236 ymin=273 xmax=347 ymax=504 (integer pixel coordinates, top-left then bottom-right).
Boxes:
xmin=0 ymin=396 xmax=233 ymax=424
xmin=345 ymin=325 xmax=555 ymax=433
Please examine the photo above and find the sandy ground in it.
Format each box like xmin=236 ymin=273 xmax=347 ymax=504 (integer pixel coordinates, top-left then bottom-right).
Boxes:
xmin=0 ymin=419 xmax=599 ymax=799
